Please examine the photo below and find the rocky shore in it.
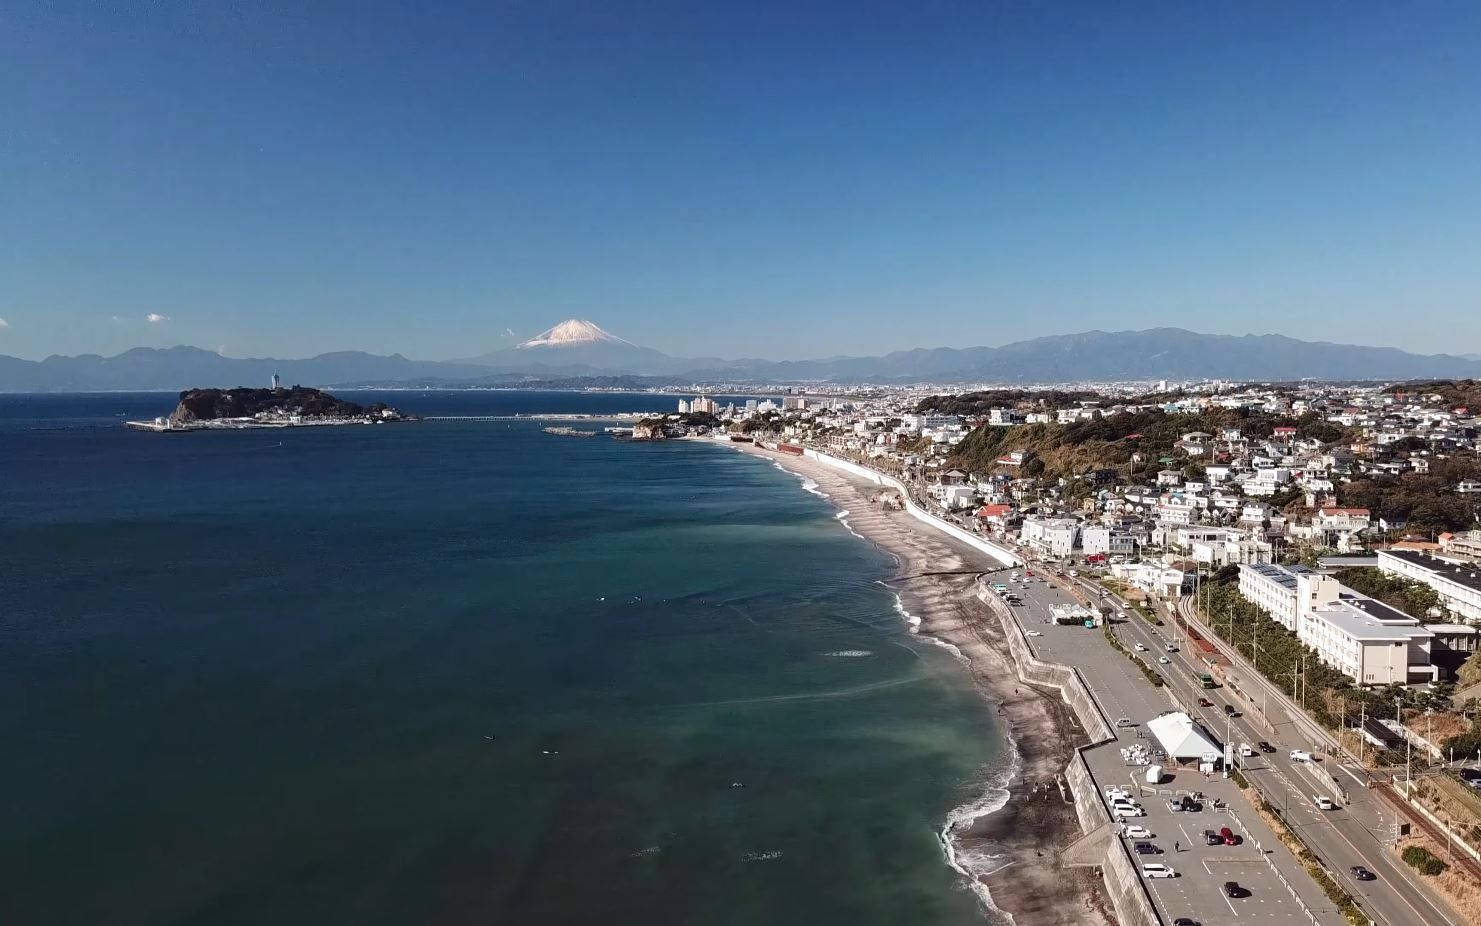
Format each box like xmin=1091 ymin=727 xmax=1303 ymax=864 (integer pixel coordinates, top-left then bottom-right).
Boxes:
xmin=731 ymin=442 xmax=1112 ymax=926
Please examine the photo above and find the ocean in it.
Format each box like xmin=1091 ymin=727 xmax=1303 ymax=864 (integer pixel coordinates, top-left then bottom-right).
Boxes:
xmin=0 ymin=391 xmax=1009 ymax=926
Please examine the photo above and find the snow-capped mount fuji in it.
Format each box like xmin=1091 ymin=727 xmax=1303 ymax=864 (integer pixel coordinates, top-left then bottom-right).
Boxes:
xmin=516 ymin=319 xmax=635 ymax=349
xmin=457 ymin=319 xmax=698 ymax=374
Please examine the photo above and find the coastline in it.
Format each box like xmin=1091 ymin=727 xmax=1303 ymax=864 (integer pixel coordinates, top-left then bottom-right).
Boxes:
xmin=731 ymin=441 xmax=1112 ymax=926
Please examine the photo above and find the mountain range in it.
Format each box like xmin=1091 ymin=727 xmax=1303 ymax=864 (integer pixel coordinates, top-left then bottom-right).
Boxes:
xmin=3 ymin=321 xmax=1479 ymax=391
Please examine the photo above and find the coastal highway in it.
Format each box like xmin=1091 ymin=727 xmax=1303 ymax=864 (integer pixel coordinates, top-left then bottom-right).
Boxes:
xmin=1057 ymin=574 xmax=1462 ymax=926
xmin=1004 ymin=573 xmax=1348 ymax=926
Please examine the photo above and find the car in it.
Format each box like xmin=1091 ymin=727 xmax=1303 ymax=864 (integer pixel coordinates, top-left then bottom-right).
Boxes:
xmin=1142 ymin=863 xmax=1177 ymax=879
xmin=1257 ymin=741 xmax=1276 ymax=754
xmin=1025 ymin=570 xmax=1034 ymax=577
xmin=1220 ymin=826 xmax=1239 ymax=846
xmin=1290 ymin=749 xmax=1312 ymax=762
xmin=1158 ymin=656 xmax=1171 ymax=664
xmin=1223 ymin=703 xmax=1238 ymax=716
xmin=1239 ymin=743 xmax=1256 ymax=757
xmin=1112 ymin=799 xmax=1144 ymax=813
xmin=1198 ymin=697 xmax=1214 ymax=707
xmin=1351 ymin=865 xmax=1376 ymax=881
xmin=1165 ymin=643 xmax=1178 ymax=652
xmin=1133 ymin=841 xmax=1161 ymax=855
xmin=1172 ymin=919 xmax=1201 ymax=926
xmin=1222 ymin=881 xmax=1247 ymax=898
xmin=1106 ymin=786 xmax=1134 ymax=798
xmin=1203 ymin=829 xmax=1223 ymax=846
xmin=1315 ymin=796 xmax=1337 ymax=810
xmin=1026 ymin=630 xmax=1042 ymax=637
xmin=1115 ymin=717 xmax=1137 ymax=729
xmin=1123 ymin=825 xmax=1152 ymax=839
xmin=1113 ymin=804 xmax=1145 ymax=818
xmin=1167 ymin=799 xmax=1186 ymax=813
xmin=1134 ymin=642 xmax=1149 ymax=652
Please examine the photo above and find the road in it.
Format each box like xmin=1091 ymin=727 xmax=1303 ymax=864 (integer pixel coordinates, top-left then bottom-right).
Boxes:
xmin=1037 ymin=570 xmax=1459 ymax=926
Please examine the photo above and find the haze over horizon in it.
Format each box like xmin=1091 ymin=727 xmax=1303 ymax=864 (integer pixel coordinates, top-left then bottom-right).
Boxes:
xmin=4 ymin=2 xmax=1480 ymax=361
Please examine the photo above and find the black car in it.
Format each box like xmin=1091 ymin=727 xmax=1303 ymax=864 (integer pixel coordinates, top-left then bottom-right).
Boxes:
xmin=1223 ymin=881 xmax=1247 ymax=898
xmin=1223 ymin=704 xmax=1238 ymax=716
xmin=1257 ymin=741 xmax=1276 ymax=754
xmin=1203 ymin=830 xmax=1222 ymax=846
xmin=1351 ymin=865 xmax=1376 ymax=881
xmin=1172 ymin=919 xmax=1201 ymax=926
xmin=1133 ymin=841 xmax=1161 ymax=855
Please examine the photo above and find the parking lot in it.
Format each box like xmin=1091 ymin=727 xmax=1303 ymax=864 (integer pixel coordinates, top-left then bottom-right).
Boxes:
xmin=1004 ymin=571 xmax=1346 ymax=925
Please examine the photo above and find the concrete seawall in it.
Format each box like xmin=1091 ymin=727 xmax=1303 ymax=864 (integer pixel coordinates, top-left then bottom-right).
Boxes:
xmin=799 ymin=449 xmax=1021 ymax=568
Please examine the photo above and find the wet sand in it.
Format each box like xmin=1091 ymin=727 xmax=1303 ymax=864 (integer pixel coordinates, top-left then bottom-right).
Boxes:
xmin=732 ymin=443 xmax=1112 ymax=926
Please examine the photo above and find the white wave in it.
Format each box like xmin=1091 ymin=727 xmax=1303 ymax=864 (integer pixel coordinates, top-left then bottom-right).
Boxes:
xmin=820 ymin=649 xmax=874 ymax=658
xmin=742 ymin=850 xmax=783 ymax=862
xmin=631 ymin=846 xmax=661 ymax=858
xmin=939 ymin=745 xmax=1022 ymax=924
xmin=891 ymin=593 xmax=922 ymax=630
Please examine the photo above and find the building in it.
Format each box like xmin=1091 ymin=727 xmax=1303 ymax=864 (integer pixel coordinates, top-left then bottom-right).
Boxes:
xmin=270 ymin=373 xmax=281 ymax=390
xmin=1237 ymin=562 xmax=1315 ymax=631
xmin=1445 ymin=531 xmax=1481 ymax=564
xmin=1082 ymin=526 xmax=1135 ymax=558
xmin=1020 ymin=517 xmax=1080 ymax=558
xmin=1377 ymin=549 xmax=1481 ymax=624
xmin=1294 ymin=572 xmax=1437 ymax=685
xmin=1145 ymin=712 xmax=1222 ymax=768
xmin=677 ymin=399 xmax=691 ymax=413
xmin=689 ymin=395 xmax=717 ymax=415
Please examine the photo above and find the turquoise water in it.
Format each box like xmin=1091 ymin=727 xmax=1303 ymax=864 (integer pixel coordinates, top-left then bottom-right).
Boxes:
xmin=0 ymin=392 xmax=1006 ymax=926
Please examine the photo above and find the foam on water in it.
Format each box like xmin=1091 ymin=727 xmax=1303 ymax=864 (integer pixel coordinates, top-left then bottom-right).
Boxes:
xmin=820 ymin=649 xmax=874 ymax=658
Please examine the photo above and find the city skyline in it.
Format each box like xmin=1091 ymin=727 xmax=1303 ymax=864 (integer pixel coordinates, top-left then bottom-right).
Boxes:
xmin=4 ymin=2 xmax=1480 ymax=361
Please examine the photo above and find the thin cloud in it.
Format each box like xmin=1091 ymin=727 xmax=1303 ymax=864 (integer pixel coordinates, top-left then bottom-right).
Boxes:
xmin=0 ymin=317 xmax=8 ymax=328
xmin=146 ymin=313 xmax=169 ymax=323
xmin=504 ymin=327 xmax=516 ymax=337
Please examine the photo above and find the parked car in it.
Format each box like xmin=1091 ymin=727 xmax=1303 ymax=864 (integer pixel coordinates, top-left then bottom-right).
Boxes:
xmin=1106 ymin=786 xmax=1133 ymax=799
xmin=1315 ymin=796 xmax=1337 ymax=810
xmin=1115 ymin=717 xmax=1137 ymax=728
xmin=1133 ymin=841 xmax=1161 ymax=855
xmin=1203 ymin=829 xmax=1223 ymax=846
xmin=1350 ymin=865 xmax=1376 ymax=881
xmin=1026 ymin=630 xmax=1042 ymax=637
xmin=1290 ymin=749 xmax=1312 ymax=762
xmin=1220 ymin=826 xmax=1238 ymax=846
xmin=1113 ymin=804 xmax=1145 ymax=818
xmin=1223 ymin=881 xmax=1247 ymax=898
xmin=1257 ymin=741 xmax=1276 ymax=754
xmin=1123 ymin=825 xmax=1152 ymax=839
xmin=1142 ymin=863 xmax=1177 ymax=879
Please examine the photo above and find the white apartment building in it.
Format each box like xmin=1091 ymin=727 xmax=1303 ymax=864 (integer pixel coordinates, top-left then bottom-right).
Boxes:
xmin=1238 ymin=562 xmax=1315 ymax=631
xmin=1294 ymin=573 xmax=1437 ymax=685
xmin=1021 ymin=517 xmax=1080 ymax=558
xmin=1082 ymin=526 xmax=1135 ymax=558
xmin=1377 ymin=549 xmax=1481 ymax=624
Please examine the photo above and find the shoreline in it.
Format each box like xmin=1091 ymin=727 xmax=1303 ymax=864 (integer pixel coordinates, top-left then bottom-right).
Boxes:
xmin=732 ymin=442 xmax=1112 ymax=926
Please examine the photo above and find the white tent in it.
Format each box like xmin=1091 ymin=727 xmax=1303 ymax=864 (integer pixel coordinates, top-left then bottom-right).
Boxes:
xmin=1145 ymin=712 xmax=1221 ymax=764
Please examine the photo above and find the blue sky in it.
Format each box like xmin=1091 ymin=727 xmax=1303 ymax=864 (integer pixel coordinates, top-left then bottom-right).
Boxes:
xmin=3 ymin=1 xmax=1479 ymax=361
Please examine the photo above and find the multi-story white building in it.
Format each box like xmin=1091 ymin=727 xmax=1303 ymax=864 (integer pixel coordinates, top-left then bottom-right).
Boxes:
xmin=1082 ymin=526 xmax=1135 ymax=558
xmin=1377 ymin=549 xmax=1481 ymax=624
xmin=1237 ymin=562 xmax=1314 ymax=631
xmin=1294 ymin=573 xmax=1437 ymax=685
xmin=1021 ymin=517 xmax=1080 ymax=558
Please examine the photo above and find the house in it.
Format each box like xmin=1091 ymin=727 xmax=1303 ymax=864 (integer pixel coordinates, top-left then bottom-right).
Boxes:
xmin=1458 ymin=480 xmax=1481 ymax=495
xmin=1156 ymin=469 xmax=1184 ymax=487
xmin=1082 ymin=526 xmax=1136 ymax=558
xmin=1020 ymin=517 xmax=1080 ymax=558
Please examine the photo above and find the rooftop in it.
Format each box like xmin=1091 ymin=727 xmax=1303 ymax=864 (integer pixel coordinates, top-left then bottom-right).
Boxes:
xmin=1241 ymin=562 xmax=1315 ymax=591
xmin=1380 ymin=549 xmax=1481 ymax=594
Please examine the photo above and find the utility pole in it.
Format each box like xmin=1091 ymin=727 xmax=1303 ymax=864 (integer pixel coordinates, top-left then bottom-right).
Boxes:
xmin=1359 ymin=702 xmax=1366 ymax=766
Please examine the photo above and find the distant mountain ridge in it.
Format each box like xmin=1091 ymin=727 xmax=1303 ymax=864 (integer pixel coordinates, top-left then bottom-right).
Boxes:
xmin=4 ymin=326 xmax=1480 ymax=391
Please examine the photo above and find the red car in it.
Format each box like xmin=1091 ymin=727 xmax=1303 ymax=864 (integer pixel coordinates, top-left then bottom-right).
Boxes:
xmin=1220 ymin=826 xmax=1239 ymax=846
xmin=1198 ymin=697 xmax=1213 ymax=707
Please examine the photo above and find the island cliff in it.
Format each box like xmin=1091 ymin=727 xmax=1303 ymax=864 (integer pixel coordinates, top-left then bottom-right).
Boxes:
xmin=167 ymin=387 xmax=400 ymax=426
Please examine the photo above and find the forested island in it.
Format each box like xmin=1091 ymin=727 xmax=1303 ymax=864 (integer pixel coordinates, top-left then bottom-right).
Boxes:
xmin=127 ymin=387 xmax=409 ymax=432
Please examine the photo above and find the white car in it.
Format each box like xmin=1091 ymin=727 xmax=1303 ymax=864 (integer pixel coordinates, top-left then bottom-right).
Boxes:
xmin=1105 ymin=787 xmax=1133 ymax=799
xmin=1026 ymin=631 xmax=1043 ymax=637
xmin=1112 ymin=804 xmax=1146 ymax=818
xmin=1290 ymin=749 xmax=1312 ymax=762
xmin=1141 ymin=863 xmax=1176 ymax=879
xmin=1239 ymin=744 xmax=1256 ymax=757
xmin=1134 ymin=643 xmax=1149 ymax=652
xmin=1123 ymin=824 xmax=1152 ymax=839
xmin=1315 ymin=796 xmax=1337 ymax=810
xmin=1158 ymin=656 xmax=1171 ymax=664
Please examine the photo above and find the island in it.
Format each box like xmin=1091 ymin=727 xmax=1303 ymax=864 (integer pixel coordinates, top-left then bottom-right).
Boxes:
xmin=126 ymin=387 xmax=411 ymax=432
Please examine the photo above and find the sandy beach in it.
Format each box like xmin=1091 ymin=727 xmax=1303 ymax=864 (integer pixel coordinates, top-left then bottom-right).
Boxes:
xmin=731 ymin=442 xmax=1112 ymax=926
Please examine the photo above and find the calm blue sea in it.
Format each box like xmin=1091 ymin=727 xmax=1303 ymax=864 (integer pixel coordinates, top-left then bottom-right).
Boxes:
xmin=0 ymin=391 xmax=1006 ymax=926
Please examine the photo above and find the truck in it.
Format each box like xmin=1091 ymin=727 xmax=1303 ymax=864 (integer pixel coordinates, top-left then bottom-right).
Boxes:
xmin=1198 ymin=673 xmax=1217 ymax=689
